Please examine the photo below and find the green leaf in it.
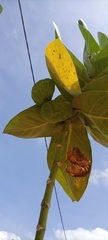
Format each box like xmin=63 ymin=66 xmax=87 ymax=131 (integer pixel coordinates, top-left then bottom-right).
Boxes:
xmin=72 ymin=91 xmax=108 ymax=140
xmin=45 ymin=38 xmax=81 ymax=101
xmin=83 ymin=44 xmax=92 ymax=76
xmin=78 ymin=19 xmax=100 ymax=55
xmin=98 ymin=32 xmax=108 ymax=49
xmin=31 ymin=78 xmax=55 ymax=106
xmin=78 ymin=19 xmax=88 ymax=29
xmin=3 ymin=105 xmax=64 ymax=138
xmin=0 ymin=4 xmax=3 ymax=14
xmin=83 ymin=75 xmax=108 ymax=92
xmin=78 ymin=19 xmax=92 ymax=75
xmin=84 ymin=116 xmax=108 ymax=148
xmin=90 ymin=43 xmax=108 ymax=78
xmin=47 ymin=118 xmax=92 ymax=201
xmin=41 ymin=95 xmax=73 ymax=123
xmin=88 ymin=127 xmax=108 ymax=148
xmin=78 ymin=19 xmax=100 ymax=76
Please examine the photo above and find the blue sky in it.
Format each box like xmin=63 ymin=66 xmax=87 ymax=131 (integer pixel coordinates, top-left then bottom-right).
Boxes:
xmin=1 ymin=1 xmax=108 ymax=240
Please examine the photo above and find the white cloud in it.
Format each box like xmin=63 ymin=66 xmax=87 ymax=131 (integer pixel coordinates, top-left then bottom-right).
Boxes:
xmin=90 ymin=168 xmax=108 ymax=187
xmin=0 ymin=231 xmax=21 ymax=240
xmin=54 ymin=228 xmax=108 ymax=240
xmin=25 ymin=232 xmax=34 ymax=240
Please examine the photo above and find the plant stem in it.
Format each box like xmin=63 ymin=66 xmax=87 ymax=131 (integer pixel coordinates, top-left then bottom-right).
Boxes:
xmin=34 ymin=162 xmax=58 ymax=240
xmin=34 ymin=123 xmax=68 ymax=240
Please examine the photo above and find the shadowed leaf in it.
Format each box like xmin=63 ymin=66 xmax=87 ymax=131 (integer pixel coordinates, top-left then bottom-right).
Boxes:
xmin=47 ymin=117 xmax=92 ymax=201
xmin=3 ymin=105 xmax=65 ymax=138
xmin=84 ymin=116 xmax=108 ymax=148
xmin=88 ymin=127 xmax=108 ymax=148
xmin=31 ymin=78 xmax=55 ymax=106
xmin=41 ymin=95 xmax=73 ymax=123
xmin=72 ymin=91 xmax=108 ymax=140
xmin=83 ymin=75 xmax=108 ymax=92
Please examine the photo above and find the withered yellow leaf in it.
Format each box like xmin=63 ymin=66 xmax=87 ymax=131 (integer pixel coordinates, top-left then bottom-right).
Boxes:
xmin=45 ymin=38 xmax=81 ymax=96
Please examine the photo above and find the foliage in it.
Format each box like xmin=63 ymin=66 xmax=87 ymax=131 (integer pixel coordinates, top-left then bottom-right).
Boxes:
xmin=3 ymin=20 xmax=108 ymax=203
xmin=0 ymin=4 xmax=3 ymax=14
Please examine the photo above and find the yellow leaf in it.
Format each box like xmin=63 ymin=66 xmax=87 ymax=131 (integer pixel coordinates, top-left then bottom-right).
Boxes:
xmin=45 ymin=38 xmax=81 ymax=96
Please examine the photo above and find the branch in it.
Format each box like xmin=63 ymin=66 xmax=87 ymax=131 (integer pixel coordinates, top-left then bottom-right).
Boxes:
xmin=34 ymin=162 xmax=58 ymax=240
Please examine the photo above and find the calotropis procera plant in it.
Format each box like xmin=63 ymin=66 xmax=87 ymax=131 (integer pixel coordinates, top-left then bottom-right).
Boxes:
xmin=3 ymin=19 xmax=108 ymax=240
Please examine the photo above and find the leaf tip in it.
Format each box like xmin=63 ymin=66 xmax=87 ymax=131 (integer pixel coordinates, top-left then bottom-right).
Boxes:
xmin=77 ymin=19 xmax=88 ymax=29
xmin=2 ymin=129 xmax=7 ymax=135
xmin=52 ymin=21 xmax=62 ymax=40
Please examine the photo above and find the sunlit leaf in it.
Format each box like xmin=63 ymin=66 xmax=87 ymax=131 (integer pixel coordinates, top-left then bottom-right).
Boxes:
xmin=53 ymin=21 xmax=90 ymax=88
xmin=78 ymin=19 xmax=92 ymax=75
xmin=98 ymin=32 xmax=108 ymax=49
xmin=31 ymin=78 xmax=55 ymax=106
xmin=72 ymin=91 xmax=108 ymax=140
xmin=78 ymin=19 xmax=100 ymax=55
xmin=45 ymin=38 xmax=81 ymax=100
xmin=78 ymin=19 xmax=100 ymax=76
xmin=41 ymin=95 xmax=73 ymax=123
xmin=3 ymin=105 xmax=64 ymax=138
xmin=47 ymin=118 xmax=92 ymax=201
xmin=83 ymin=75 xmax=108 ymax=92
xmin=67 ymin=48 xmax=90 ymax=88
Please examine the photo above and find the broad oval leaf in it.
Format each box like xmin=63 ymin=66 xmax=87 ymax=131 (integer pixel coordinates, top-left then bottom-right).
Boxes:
xmin=41 ymin=95 xmax=73 ymax=123
xmin=83 ymin=75 xmax=108 ymax=92
xmin=31 ymin=78 xmax=55 ymax=106
xmin=3 ymin=105 xmax=64 ymax=138
xmin=47 ymin=118 xmax=92 ymax=201
xmin=45 ymin=38 xmax=81 ymax=99
xmin=72 ymin=91 xmax=108 ymax=140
